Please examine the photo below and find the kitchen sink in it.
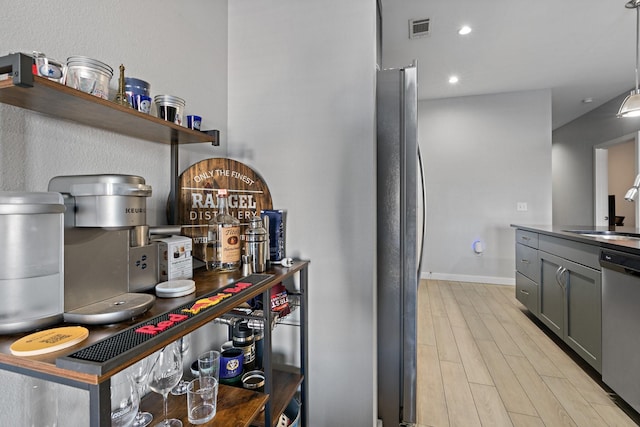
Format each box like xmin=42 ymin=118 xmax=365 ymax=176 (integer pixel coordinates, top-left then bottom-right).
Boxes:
xmin=563 ymin=230 xmax=640 ymax=241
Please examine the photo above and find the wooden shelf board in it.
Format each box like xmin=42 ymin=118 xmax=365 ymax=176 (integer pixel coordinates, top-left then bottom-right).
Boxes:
xmin=0 ymin=262 xmax=308 ymax=385
xmin=0 ymin=75 xmax=215 ymax=145
xmin=253 ymin=369 xmax=304 ymax=427
xmin=140 ymin=370 xmax=302 ymax=427
xmin=142 ymin=383 xmax=269 ymax=427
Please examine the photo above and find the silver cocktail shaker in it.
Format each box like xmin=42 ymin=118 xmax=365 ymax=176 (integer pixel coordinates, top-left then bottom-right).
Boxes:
xmin=244 ymin=216 xmax=269 ymax=273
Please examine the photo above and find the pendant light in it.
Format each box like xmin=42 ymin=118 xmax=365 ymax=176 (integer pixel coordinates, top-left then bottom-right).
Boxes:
xmin=619 ymin=0 xmax=640 ymax=118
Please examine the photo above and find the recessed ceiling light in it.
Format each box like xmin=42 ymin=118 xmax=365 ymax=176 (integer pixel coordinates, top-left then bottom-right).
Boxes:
xmin=582 ymin=97 xmax=594 ymax=104
xmin=458 ymin=25 xmax=472 ymax=35
xmin=448 ymin=75 xmax=459 ymax=84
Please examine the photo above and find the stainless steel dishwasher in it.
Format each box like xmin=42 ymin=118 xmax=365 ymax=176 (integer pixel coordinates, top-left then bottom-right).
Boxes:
xmin=600 ymin=248 xmax=640 ymax=412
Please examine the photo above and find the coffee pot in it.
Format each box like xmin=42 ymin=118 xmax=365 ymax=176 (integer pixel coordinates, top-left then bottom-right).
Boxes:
xmin=48 ymin=174 xmax=156 ymax=324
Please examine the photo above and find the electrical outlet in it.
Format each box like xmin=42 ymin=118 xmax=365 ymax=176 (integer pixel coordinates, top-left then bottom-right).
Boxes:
xmin=517 ymin=202 xmax=528 ymax=212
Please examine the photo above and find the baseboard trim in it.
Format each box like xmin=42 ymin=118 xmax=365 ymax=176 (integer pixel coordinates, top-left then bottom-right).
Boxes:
xmin=421 ymin=272 xmax=515 ymax=286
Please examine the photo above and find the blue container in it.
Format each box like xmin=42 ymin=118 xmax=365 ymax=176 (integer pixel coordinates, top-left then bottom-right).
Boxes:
xmin=187 ymin=115 xmax=202 ymax=130
xmin=220 ymin=347 xmax=244 ymax=379
xmin=137 ymin=95 xmax=152 ymax=114
xmin=284 ymin=398 xmax=300 ymax=427
xmin=124 ymin=77 xmax=150 ymax=111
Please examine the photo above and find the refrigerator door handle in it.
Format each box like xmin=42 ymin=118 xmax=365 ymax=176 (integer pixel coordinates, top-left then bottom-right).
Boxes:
xmin=417 ymin=144 xmax=426 ymax=277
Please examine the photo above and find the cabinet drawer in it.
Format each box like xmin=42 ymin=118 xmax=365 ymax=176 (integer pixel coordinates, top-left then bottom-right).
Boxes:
xmin=516 ymin=243 xmax=540 ymax=283
xmin=516 ymin=229 xmax=538 ymax=248
xmin=516 ymin=272 xmax=539 ymax=315
xmin=539 ymin=234 xmax=600 ymax=270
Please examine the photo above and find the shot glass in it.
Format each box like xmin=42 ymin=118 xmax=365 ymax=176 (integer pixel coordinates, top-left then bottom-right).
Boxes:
xmin=136 ymin=95 xmax=152 ymax=114
xmin=187 ymin=115 xmax=202 ymax=130
xmin=187 ymin=376 xmax=218 ymax=424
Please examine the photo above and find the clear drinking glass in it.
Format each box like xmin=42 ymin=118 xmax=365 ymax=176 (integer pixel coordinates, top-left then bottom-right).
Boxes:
xmin=111 ymin=373 xmax=139 ymax=427
xmin=197 ymin=350 xmax=220 ymax=384
xmin=149 ymin=342 xmax=183 ymax=427
xmin=187 ymin=376 xmax=218 ymax=424
xmin=170 ymin=335 xmax=191 ymax=396
xmin=25 ymin=378 xmax=58 ymax=427
xmin=131 ymin=358 xmax=153 ymax=427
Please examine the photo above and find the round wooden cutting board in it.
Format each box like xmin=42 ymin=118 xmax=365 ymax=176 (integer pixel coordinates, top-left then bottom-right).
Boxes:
xmin=177 ymin=158 xmax=273 ymax=262
xmin=10 ymin=326 xmax=89 ymax=356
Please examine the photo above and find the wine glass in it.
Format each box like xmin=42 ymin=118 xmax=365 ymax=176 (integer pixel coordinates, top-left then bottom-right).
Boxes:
xmin=111 ymin=373 xmax=139 ymax=427
xmin=130 ymin=358 xmax=153 ymax=427
xmin=149 ymin=342 xmax=183 ymax=427
xmin=170 ymin=335 xmax=191 ymax=396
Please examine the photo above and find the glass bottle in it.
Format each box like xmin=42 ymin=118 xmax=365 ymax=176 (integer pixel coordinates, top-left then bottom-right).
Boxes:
xmin=208 ymin=189 xmax=241 ymax=271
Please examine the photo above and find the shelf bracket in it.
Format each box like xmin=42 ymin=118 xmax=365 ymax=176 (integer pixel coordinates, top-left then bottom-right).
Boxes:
xmin=202 ymin=129 xmax=220 ymax=147
xmin=168 ymin=129 xmax=220 ymax=223
xmin=170 ymin=138 xmax=179 ymax=225
xmin=0 ymin=53 xmax=34 ymax=88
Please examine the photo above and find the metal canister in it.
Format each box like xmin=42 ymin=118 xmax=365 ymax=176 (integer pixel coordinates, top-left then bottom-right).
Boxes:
xmin=0 ymin=192 xmax=65 ymax=333
xmin=241 ymin=370 xmax=265 ymax=392
xmin=244 ymin=216 xmax=269 ymax=273
xmin=233 ymin=321 xmax=256 ymax=371
xmin=65 ymin=56 xmax=113 ymax=99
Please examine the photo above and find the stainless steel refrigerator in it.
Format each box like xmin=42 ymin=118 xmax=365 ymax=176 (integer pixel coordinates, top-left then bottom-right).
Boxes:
xmin=377 ymin=64 xmax=425 ymax=426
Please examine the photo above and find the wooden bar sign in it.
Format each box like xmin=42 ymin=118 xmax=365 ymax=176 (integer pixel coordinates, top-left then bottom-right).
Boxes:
xmin=177 ymin=158 xmax=273 ymax=263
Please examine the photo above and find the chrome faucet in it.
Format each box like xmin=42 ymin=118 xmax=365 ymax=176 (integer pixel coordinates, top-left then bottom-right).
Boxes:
xmin=625 ymin=173 xmax=640 ymax=201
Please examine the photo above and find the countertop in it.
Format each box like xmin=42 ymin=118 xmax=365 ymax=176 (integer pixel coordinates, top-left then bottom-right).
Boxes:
xmin=511 ymin=224 xmax=640 ymax=255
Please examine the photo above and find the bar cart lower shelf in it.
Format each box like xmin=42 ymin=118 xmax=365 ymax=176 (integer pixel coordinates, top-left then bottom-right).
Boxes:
xmin=253 ymin=369 xmax=303 ymax=427
xmin=142 ymin=369 xmax=302 ymax=426
xmin=143 ymin=383 xmax=266 ymax=427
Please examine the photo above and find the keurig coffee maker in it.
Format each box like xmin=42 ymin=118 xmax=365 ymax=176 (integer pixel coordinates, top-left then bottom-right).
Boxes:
xmin=48 ymin=174 xmax=157 ymax=324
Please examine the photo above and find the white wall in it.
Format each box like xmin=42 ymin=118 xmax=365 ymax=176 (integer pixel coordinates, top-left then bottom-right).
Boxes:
xmin=419 ymin=90 xmax=553 ymax=284
xmin=0 ymin=0 xmax=228 ymax=226
xmin=0 ymin=0 xmax=228 ymax=423
xmin=227 ymin=1 xmax=377 ymax=425
xmin=2 ymin=1 xmax=378 ymax=425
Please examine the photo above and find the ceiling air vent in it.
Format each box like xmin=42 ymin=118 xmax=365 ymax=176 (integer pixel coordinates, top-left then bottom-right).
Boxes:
xmin=409 ymin=18 xmax=430 ymax=39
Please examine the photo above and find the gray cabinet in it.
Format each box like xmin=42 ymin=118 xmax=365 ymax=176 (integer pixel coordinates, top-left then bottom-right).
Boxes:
xmin=539 ymin=252 xmax=565 ymax=336
xmin=538 ymin=235 xmax=601 ymax=373
xmin=515 ymin=230 xmax=540 ymax=315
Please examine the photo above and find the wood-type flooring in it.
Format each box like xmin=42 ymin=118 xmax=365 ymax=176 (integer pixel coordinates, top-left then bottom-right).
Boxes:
xmin=416 ymin=279 xmax=640 ymax=427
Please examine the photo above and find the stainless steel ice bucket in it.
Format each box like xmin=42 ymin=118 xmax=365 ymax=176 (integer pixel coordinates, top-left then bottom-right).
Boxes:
xmin=0 ymin=192 xmax=65 ymax=333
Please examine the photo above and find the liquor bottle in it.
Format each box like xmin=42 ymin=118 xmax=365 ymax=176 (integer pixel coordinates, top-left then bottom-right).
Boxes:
xmin=208 ymin=189 xmax=241 ymax=271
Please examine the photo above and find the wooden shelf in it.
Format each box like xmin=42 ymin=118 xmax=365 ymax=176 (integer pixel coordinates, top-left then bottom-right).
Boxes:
xmin=0 ymin=262 xmax=307 ymax=380
xmin=0 ymin=54 xmax=217 ymax=146
xmin=253 ymin=369 xmax=303 ymax=427
xmin=140 ymin=369 xmax=301 ymax=427
xmin=142 ymin=383 xmax=268 ymax=427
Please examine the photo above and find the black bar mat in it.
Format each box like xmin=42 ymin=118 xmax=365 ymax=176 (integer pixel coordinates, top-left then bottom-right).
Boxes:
xmin=56 ymin=274 xmax=273 ymax=375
